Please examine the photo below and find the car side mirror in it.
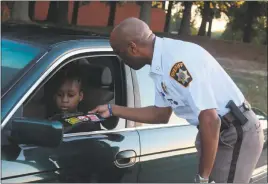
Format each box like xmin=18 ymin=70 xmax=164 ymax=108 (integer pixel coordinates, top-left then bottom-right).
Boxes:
xmin=10 ymin=118 xmax=63 ymax=147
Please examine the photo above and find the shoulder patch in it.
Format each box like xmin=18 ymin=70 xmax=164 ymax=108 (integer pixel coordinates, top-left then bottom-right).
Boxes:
xmin=170 ymin=62 xmax=193 ymax=87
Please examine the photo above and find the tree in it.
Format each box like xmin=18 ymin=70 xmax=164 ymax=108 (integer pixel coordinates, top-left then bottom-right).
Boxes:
xmin=221 ymin=1 xmax=267 ymax=43
xmin=71 ymin=1 xmax=80 ymax=25
xmin=197 ymin=1 xmax=210 ymax=36
xmin=29 ymin=1 xmax=36 ymax=21
xmin=47 ymin=1 xmax=58 ymax=23
xmin=107 ymin=2 xmax=117 ymax=26
xmin=138 ymin=1 xmax=152 ymax=25
xmin=243 ymin=1 xmax=261 ymax=43
xmin=195 ymin=1 xmax=225 ymax=37
xmin=57 ymin=1 xmax=69 ymax=25
xmin=72 ymin=1 xmax=93 ymax=25
xmin=221 ymin=1 xmax=267 ymax=44
xmin=161 ymin=1 xmax=166 ymax=10
xmin=46 ymin=1 xmax=69 ymax=25
xmin=206 ymin=2 xmax=221 ymax=37
xmin=10 ymin=1 xmax=31 ymax=22
xmin=179 ymin=1 xmax=193 ymax=35
xmin=164 ymin=1 xmax=174 ymax=32
xmin=169 ymin=9 xmax=198 ymax=35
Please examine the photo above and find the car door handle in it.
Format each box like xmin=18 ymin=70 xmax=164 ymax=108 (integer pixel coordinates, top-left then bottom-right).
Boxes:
xmin=114 ymin=150 xmax=137 ymax=168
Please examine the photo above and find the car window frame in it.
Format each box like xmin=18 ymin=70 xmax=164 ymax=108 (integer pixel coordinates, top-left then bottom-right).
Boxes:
xmin=54 ymin=54 xmax=128 ymax=132
xmin=2 ymin=48 xmax=136 ymax=136
xmin=1 ymin=48 xmax=112 ymax=127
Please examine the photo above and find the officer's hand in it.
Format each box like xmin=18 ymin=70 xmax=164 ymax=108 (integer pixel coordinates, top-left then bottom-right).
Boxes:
xmin=89 ymin=104 xmax=110 ymax=118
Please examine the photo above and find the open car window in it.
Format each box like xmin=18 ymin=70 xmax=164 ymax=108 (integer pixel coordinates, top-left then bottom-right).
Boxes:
xmin=7 ymin=55 xmax=127 ymax=135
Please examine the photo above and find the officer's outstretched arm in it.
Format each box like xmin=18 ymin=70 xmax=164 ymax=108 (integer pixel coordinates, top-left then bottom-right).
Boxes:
xmin=90 ymin=104 xmax=172 ymax=124
xmin=198 ymin=109 xmax=221 ymax=179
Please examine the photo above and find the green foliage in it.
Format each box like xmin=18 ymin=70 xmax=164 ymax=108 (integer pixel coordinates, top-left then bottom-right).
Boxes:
xmin=211 ymin=31 xmax=223 ymax=39
xmin=251 ymin=16 xmax=267 ymax=44
xmin=152 ymin=1 xmax=164 ymax=9
xmin=169 ymin=8 xmax=183 ymax=33
xmin=194 ymin=1 xmax=221 ymax=19
xmin=221 ymin=1 xmax=267 ymax=44
xmin=170 ymin=9 xmax=198 ymax=35
xmin=190 ymin=26 xmax=198 ymax=36
xmin=221 ymin=25 xmax=244 ymax=42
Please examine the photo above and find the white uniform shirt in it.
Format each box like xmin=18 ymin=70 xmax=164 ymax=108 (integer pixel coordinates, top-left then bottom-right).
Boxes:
xmin=150 ymin=36 xmax=245 ymax=126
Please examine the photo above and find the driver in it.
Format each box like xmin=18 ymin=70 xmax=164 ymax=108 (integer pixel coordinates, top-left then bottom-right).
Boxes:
xmin=49 ymin=64 xmax=102 ymax=133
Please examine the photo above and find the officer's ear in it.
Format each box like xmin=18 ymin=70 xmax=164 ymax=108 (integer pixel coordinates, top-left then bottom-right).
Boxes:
xmin=128 ymin=41 xmax=138 ymax=55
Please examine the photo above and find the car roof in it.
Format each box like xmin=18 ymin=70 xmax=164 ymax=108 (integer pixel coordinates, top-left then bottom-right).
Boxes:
xmin=1 ymin=22 xmax=110 ymax=48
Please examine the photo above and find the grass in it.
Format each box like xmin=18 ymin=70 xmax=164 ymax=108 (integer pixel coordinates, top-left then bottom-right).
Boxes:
xmin=227 ymin=69 xmax=267 ymax=114
xmin=211 ymin=31 xmax=223 ymax=39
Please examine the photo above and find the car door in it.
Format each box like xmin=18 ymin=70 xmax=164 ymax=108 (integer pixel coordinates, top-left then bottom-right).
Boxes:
xmin=1 ymin=48 xmax=140 ymax=183
xmin=2 ymin=127 xmax=140 ymax=183
xmin=133 ymin=65 xmax=199 ymax=183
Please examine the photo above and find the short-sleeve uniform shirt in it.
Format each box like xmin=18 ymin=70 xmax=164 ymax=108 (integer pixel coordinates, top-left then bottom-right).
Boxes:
xmin=150 ymin=36 xmax=245 ymax=125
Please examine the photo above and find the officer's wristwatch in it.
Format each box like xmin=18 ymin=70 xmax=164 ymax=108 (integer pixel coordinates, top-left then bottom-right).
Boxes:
xmin=195 ymin=174 xmax=209 ymax=183
xmin=107 ymin=104 xmax=113 ymax=117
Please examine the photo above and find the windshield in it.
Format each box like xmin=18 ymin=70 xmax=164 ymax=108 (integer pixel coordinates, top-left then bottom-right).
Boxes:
xmin=1 ymin=39 xmax=43 ymax=91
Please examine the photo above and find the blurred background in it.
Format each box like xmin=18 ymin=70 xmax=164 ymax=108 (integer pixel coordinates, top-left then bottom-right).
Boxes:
xmin=1 ymin=1 xmax=267 ymax=113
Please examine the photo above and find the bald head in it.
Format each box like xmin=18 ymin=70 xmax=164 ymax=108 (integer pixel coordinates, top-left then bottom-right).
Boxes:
xmin=110 ymin=17 xmax=153 ymax=48
xmin=109 ymin=17 xmax=156 ymax=70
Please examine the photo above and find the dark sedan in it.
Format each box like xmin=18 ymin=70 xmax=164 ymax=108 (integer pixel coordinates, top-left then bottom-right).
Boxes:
xmin=1 ymin=23 xmax=267 ymax=183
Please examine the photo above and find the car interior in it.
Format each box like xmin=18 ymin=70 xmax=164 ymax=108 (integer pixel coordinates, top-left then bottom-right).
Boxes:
xmin=22 ymin=56 xmax=122 ymax=132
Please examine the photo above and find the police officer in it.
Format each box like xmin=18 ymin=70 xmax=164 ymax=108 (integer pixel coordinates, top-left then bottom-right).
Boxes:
xmin=91 ymin=17 xmax=264 ymax=183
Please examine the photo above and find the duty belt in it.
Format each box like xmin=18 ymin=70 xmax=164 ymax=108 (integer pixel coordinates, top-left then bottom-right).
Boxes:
xmin=222 ymin=100 xmax=251 ymax=123
xmin=196 ymin=101 xmax=251 ymax=131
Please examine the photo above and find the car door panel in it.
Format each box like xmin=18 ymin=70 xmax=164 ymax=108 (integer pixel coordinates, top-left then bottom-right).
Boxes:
xmin=137 ymin=125 xmax=199 ymax=183
xmin=2 ymin=130 xmax=140 ymax=183
xmin=1 ymin=154 xmax=59 ymax=183
xmin=52 ymin=130 xmax=140 ymax=182
xmin=2 ymin=170 xmax=59 ymax=183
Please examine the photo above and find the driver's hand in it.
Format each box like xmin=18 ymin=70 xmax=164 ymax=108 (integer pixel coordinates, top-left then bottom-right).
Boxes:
xmin=89 ymin=104 xmax=110 ymax=118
